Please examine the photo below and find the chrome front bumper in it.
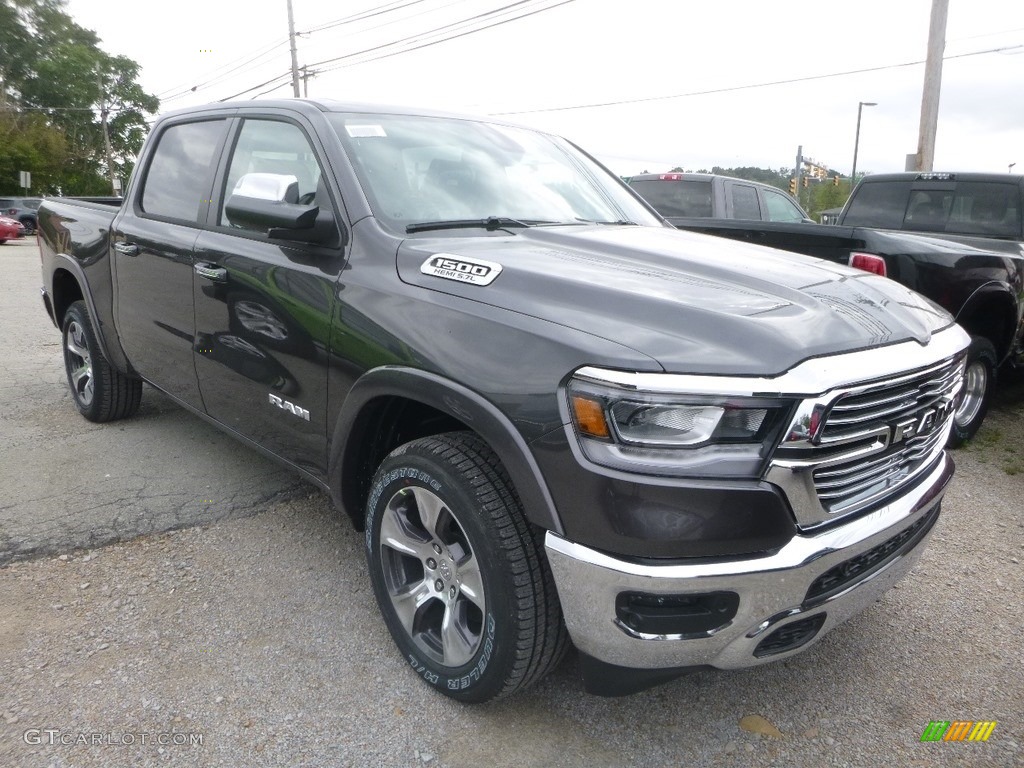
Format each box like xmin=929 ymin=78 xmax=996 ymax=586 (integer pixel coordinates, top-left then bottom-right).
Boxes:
xmin=545 ymin=452 xmax=953 ymax=671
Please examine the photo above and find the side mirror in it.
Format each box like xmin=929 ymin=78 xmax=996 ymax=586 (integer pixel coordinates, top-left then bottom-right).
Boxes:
xmin=224 ymin=172 xmax=340 ymax=245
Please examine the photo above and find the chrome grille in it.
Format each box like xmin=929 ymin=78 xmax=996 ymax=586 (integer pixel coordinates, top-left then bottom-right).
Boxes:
xmin=768 ymin=350 xmax=966 ymax=528
xmin=812 ymin=355 xmax=964 ymax=516
xmin=820 ymin=359 xmax=965 ymax=438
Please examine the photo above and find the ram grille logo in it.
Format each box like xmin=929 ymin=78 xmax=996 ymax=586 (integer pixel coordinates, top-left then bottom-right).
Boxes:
xmin=890 ymin=398 xmax=954 ymax=445
xmin=420 ymin=254 xmax=503 ymax=286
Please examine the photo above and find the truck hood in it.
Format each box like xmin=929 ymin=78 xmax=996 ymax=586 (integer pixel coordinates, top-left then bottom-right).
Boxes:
xmin=396 ymin=225 xmax=954 ymax=376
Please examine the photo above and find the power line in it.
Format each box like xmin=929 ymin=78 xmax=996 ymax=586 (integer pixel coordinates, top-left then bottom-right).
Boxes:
xmin=313 ymin=0 xmax=575 ymax=75
xmin=301 ymin=0 xmax=431 ymax=35
xmin=213 ymin=0 xmax=572 ymax=103
xmin=302 ymin=0 xmax=472 ymax=47
xmin=155 ymin=38 xmax=289 ymax=101
xmin=218 ymin=71 xmax=294 ymax=102
xmin=492 ymin=43 xmax=1024 ymax=115
xmin=160 ymin=41 xmax=290 ymax=103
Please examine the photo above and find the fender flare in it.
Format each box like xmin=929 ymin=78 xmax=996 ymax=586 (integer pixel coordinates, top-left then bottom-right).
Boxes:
xmin=954 ymin=281 xmax=1021 ymax=363
xmin=328 ymin=366 xmax=564 ymax=536
xmin=48 ymin=254 xmax=126 ymax=369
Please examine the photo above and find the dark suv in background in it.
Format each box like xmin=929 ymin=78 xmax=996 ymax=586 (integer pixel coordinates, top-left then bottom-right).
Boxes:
xmin=0 ymin=197 xmax=42 ymax=234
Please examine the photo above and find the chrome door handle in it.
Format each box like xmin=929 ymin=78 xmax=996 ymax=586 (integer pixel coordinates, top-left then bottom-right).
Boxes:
xmin=194 ymin=262 xmax=227 ymax=282
xmin=114 ymin=242 xmax=139 ymax=256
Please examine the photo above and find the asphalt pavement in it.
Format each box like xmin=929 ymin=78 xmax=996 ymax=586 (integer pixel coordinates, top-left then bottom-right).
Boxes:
xmin=1 ymin=236 xmax=1022 ymax=767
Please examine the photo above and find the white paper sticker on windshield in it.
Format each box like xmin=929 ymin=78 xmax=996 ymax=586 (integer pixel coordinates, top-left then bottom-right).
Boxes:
xmin=420 ymin=254 xmax=503 ymax=286
xmin=345 ymin=124 xmax=387 ymax=138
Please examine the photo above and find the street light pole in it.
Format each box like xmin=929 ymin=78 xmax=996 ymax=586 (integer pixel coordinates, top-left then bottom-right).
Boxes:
xmin=1010 ymin=163 xmax=1017 ymax=174
xmin=851 ymin=101 xmax=877 ymax=190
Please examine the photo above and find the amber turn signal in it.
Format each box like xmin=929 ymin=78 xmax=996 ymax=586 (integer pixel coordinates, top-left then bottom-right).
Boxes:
xmin=572 ymin=395 xmax=611 ymax=439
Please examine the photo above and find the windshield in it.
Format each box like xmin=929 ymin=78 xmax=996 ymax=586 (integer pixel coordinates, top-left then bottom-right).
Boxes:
xmin=328 ymin=112 xmax=661 ymax=233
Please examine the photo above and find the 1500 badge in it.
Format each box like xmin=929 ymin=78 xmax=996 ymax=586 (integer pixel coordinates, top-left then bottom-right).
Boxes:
xmin=420 ymin=254 xmax=503 ymax=286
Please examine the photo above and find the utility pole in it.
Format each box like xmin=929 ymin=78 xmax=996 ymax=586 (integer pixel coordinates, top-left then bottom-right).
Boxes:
xmin=287 ymin=0 xmax=301 ymax=97
xmin=915 ymin=0 xmax=948 ymax=172
xmin=795 ymin=145 xmax=803 ymax=206
xmin=300 ymin=65 xmax=316 ymax=97
xmin=97 ymin=72 xmax=117 ymax=195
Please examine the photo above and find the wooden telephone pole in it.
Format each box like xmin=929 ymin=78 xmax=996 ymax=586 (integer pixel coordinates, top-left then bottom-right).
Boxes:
xmin=915 ymin=0 xmax=948 ymax=172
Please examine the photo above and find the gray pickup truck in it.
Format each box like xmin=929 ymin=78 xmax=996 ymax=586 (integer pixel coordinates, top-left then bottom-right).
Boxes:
xmin=627 ymin=172 xmax=811 ymax=223
xmin=39 ymin=99 xmax=968 ymax=700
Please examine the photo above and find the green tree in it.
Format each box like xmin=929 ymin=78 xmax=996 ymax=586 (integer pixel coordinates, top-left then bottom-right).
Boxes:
xmin=806 ymin=180 xmax=852 ymax=222
xmin=0 ymin=111 xmax=68 ymax=192
xmin=0 ymin=0 xmax=158 ymax=194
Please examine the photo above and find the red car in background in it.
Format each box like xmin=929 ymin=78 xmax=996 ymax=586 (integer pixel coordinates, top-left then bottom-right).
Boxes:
xmin=0 ymin=215 xmax=26 ymax=243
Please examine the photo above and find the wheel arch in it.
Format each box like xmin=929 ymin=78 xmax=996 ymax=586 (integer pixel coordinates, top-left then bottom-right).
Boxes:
xmin=50 ymin=266 xmax=85 ymax=330
xmin=954 ymin=284 xmax=1018 ymax=364
xmin=328 ymin=366 xmax=563 ymax=536
xmin=47 ymin=255 xmax=132 ymax=374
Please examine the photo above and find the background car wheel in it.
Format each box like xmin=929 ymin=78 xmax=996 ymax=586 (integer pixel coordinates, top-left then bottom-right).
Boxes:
xmin=366 ymin=432 xmax=568 ymax=703
xmin=62 ymin=300 xmax=143 ymax=422
xmin=947 ymin=336 xmax=997 ymax=448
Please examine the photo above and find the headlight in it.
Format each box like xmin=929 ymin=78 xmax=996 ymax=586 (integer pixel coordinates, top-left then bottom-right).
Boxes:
xmin=567 ymin=374 xmax=794 ymax=478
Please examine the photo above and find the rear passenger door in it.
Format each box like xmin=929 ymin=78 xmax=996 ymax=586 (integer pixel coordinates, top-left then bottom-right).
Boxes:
xmin=192 ymin=114 xmax=347 ymax=478
xmin=724 ymin=182 xmax=762 ymax=220
xmin=113 ymin=117 xmax=231 ymax=410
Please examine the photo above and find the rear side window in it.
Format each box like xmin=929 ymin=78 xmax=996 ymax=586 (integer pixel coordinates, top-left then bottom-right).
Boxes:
xmin=141 ymin=120 xmax=226 ymax=222
xmin=730 ymin=185 xmax=761 ymax=220
xmin=629 ymin=180 xmax=713 ymax=217
xmin=842 ymin=181 xmax=912 ymax=228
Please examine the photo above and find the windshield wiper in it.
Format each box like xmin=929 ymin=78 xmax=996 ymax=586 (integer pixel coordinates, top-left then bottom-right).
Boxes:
xmin=405 ymin=216 xmax=555 ymax=234
xmin=574 ymin=217 xmax=639 ymax=226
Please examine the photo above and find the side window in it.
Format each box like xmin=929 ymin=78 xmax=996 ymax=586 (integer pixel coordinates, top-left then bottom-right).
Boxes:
xmin=763 ymin=190 xmax=806 ymax=222
xmin=141 ymin=120 xmax=226 ymax=222
xmin=221 ymin=119 xmax=324 ymax=231
xmin=730 ymin=185 xmax=761 ymax=219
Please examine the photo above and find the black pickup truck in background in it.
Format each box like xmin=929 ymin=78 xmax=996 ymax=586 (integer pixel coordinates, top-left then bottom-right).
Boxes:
xmin=631 ymin=171 xmax=1024 ymax=446
xmin=39 ymin=100 xmax=969 ymax=701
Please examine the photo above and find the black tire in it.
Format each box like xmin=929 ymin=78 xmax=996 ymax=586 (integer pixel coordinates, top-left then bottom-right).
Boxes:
xmin=62 ymin=300 xmax=142 ymax=422
xmin=947 ymin=336 xmax=997 ymax=448
xmin=365 ymin=432 xmax=568 ymax=703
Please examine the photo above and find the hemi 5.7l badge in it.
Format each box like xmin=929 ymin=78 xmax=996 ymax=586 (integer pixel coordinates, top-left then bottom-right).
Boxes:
xmin=420 ymin=254 xmax=503 ymax=286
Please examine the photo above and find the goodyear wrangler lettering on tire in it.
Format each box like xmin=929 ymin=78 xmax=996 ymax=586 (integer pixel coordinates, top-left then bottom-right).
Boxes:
xmin=365 ymin=432 xmax=568 ymax=703
xmin=419 ymin=254 xmax=503 ymax=286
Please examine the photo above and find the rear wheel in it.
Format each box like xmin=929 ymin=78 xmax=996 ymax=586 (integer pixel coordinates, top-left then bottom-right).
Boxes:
xmin=947 ymin=336 xmax=997 ymax=448
xmin=62 ymin=300 xmax=142 ymax=422
xmin=365 ymin=432 xmax=568 ymax=702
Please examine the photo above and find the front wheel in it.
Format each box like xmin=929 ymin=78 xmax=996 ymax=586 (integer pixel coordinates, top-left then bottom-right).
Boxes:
xmin=365 ymin=432 xmax=568 ymax=702
xmin=62 ymin=300 xmax=143 ymax=422
xmin=947 ymin=336 xmax=997 ymax=448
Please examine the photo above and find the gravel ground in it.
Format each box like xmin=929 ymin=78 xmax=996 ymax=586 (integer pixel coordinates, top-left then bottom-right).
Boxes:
xmin=1 ymin=236 xmax=1022 ymax=767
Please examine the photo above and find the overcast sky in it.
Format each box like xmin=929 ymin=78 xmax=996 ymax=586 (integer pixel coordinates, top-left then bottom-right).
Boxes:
xmin=65 ymin=0 xmax=1024 ymax=176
